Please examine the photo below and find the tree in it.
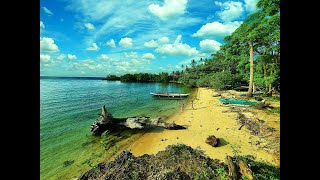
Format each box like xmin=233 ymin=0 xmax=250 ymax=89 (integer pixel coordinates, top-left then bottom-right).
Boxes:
xmin=191 ymin=59 xmax=196 ymax=68
xmin=223 ymin=0 xmax=279 ymax=96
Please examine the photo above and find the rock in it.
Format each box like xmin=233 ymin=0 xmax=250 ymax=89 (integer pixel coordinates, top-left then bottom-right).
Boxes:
xmin=205 ymin=135 xmax=220 ymax=147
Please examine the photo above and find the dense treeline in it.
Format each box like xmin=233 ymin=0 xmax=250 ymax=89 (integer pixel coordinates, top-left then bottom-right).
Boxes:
xmin=103 ymin=72 xmax=181 ymax=83
xmin=104 ymin=0 xmax=279 ymax=96
xmin=179 ymin=0 xmax=279 ymax=96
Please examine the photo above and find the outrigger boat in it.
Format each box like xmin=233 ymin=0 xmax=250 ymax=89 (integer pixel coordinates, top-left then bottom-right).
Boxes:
xmin=150 ymin=92 xmax=190 ymax=98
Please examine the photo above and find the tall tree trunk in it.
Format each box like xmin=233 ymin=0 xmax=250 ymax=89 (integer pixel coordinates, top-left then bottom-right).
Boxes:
xmin=268 ymin=63 xmax=274 ymax=96
xmin=263 ymin=63 xmax=267 ymax=91
xmin=247 ymin=42 xmax=254 ymax=97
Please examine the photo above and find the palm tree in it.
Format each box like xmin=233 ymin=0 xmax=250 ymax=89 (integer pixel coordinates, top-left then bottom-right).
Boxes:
xmin=191 ymin=59 xmax=196 ymax=68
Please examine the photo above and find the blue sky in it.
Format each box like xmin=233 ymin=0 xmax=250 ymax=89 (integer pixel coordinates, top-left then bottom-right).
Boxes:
xmin=40 ymin=0 xmax=258 ymax=77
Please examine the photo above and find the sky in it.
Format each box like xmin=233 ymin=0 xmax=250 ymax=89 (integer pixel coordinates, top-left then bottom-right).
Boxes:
xmin=40 ymin=0 xmax=259 ymax=77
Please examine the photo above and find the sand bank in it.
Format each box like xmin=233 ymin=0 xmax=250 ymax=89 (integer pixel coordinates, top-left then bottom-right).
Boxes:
xmin=127 ymin=88 xmax=280 ymax=166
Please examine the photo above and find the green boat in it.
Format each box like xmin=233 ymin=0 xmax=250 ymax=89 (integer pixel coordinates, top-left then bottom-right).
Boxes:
xmin=218 ymin=98 xmax=258 ymax=105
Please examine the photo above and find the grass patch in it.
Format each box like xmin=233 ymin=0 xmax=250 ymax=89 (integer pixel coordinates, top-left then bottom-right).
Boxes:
xmin=268 ymin=107 xmax=280 ymax=114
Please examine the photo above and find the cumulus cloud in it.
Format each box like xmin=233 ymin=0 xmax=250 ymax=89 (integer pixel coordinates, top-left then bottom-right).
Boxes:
xmin=57 ymin=54 xmax=66 ymax=60
xmin=155 ymin=35 xmax=198 ymax=56
xmin=67 ymin=54 xmax=77 ymax=60
xmin=124 ymin=52 xmax=138 ymax=59
xmin=40 ymin=21 xmax=45 ymax=29
xmin=42 ymin=7 xmax=53 ymax=15
xmin=244 ymin=0 xmax=259 ymax=13
xmin=144 ymin=40 xmax=158 ymax=48
xmin=119 ymin=37 xmax=133 ymax=48
xmin=40 ymin=54 xmax=51 ymax=62
xmin=148 ymin=0 xmax=187 ymax=21
xmin=142 ymin=53 xmax=155 ymax=60
xmin=40 ymin=37 xmax=59 ymax=53
xmin=158 ymin=36 xmax=170 ymax=43
xmin=199 ymin=39 xmax=221 ymax=53
xmin=84 ymin=23 xmax=95 ymax=30
xmin=215 ymin=1 xmax=244 ymax=22
xmin=192 ymin=21 xmax=241 ymax=39
xmin=99 ymin=54 xmax=108 ymax=60
xmin=106 ymin=39 xmax=116 ymax=48
xmin=86 ymin=43 xmax=99 ymax=51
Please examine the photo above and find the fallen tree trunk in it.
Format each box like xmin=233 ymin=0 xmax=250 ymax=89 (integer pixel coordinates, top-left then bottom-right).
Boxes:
xmin=91 ymin=105 xmax=186 ymax=136
xmin=239 ymin=160 xmax=254 ymax=180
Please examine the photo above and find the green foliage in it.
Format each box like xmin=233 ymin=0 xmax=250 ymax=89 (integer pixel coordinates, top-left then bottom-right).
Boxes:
xmin=131 ymin=171 xmax=140 ymax=180
xmin=268 ymin=107 xmax=280 ymax=114
xmin=234 ymin=155 xmax=280 ymax=180
xmin=208 ymin=70 xmax=234 ymax=90
xmin=104 ymin=74 xmax=120 ymax=80
xmin=196 ymin=75 xmax=211 ymax=87
xmin=216 ymin=167 xmax=228 ymax=180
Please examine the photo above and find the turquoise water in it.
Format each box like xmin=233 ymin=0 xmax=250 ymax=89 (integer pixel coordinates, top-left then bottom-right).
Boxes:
xmin=40 ymin=77 xmax=192 ymax=179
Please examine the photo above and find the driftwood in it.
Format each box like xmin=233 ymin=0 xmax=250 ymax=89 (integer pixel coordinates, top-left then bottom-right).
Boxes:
xmin=205 ymin=135 xmax=220 ymax=147
xmin=253 ymin=101 xmax=274 ymax=110
xmin=225 ymin=156 xmax=238 ymax=180
xmin=91 ymin=105 xmax=186 ymax=136
xmin=237 ymin=113 xmax=260 ymax=135
xmin=239 ymin=160 xmax=254 ymax=180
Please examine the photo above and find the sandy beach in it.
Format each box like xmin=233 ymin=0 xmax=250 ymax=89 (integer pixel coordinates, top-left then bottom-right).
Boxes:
xmin=127 ymin=88 xmax=280 ymax=166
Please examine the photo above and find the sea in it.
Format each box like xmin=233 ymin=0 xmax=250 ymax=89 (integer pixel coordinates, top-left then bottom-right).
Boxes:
xmin=40 ymin=76 xmax=193 ymax=179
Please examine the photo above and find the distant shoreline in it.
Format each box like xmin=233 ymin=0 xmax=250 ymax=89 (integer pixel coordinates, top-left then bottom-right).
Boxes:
xmin=40 ymin=76 xmax=104 ymax=80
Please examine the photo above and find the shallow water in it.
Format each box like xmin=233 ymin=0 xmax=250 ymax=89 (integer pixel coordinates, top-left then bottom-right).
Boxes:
xmin=40 ymin=77 xmax=192 ymax=179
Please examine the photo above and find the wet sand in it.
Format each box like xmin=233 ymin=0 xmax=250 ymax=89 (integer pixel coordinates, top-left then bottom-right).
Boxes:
xmin=127 ymin=88 xmax=280 ymax=166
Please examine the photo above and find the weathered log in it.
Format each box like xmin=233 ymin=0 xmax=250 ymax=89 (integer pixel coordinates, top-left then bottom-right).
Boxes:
xmin=225 ymin=156 xmax=238 ymax=180
xmin=253 ymin=101 xmax=274 ymax=110
xmin=205 ymin=135 xmax=220 ymax=147
xmin=91 ymin=106 xmax=186 ymax=136
xmin=239 ymin=160 xmax=254 ymax=180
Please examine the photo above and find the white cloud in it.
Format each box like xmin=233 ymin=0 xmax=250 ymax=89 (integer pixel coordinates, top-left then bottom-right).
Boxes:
xmin=40 ymin=37 xmax=59 ymax=53
xmin=99 ymin=54 xmax=108 ymax=60
xmin=119 ymin=37 xmax=133 ymax=48
xmin=40 ymin=21 xmax=45 ymax=29
xmin=199 ymin=39 xmax=221 ymax=53
xmin=142 ymin=53 xmax=155 ymax=60
xmin=215 ymin=1 xmax=244 ymax=22
xmin=192 ymin=21 xmax=241 ymax=39
xmin=124 ymin=52 xmax=138 ymax=59
xmin=106 ymin=39 xmax=116 ymax=48
xmin=57 ymin=54 xmax=66 ymax=60
xmin=244 ymin=0 xmax=259 ymax=13
xmin=131 ymin=59 xmax=151 ymax=65
xmin=148 ymin=0 xmax=187 ymax=21
xmin=67 ymin=54 xmax=77 ymax=60
xmin=42 ymin=7 xmax=53 ymax=15
xmin=155 ymin=35 xmax=198 ymax=56
xmin=144 ymin=40 xmax=158 ymax=48
xmin=86 ymin=43 xmax=99 ymax=51
xmin=40 ymin=54 xmax=51 ymax=62
xmin=84 ymin=23 xmax=95 ymax=30
xmin=158 ymin=36 xmax=170 ymax=43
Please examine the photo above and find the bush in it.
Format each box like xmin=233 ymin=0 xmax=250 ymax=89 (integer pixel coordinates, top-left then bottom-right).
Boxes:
xmin=196 ymin=75 xmax=211 ymax=87
xmin=209 ymin=70 xmax=234 ymax=90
